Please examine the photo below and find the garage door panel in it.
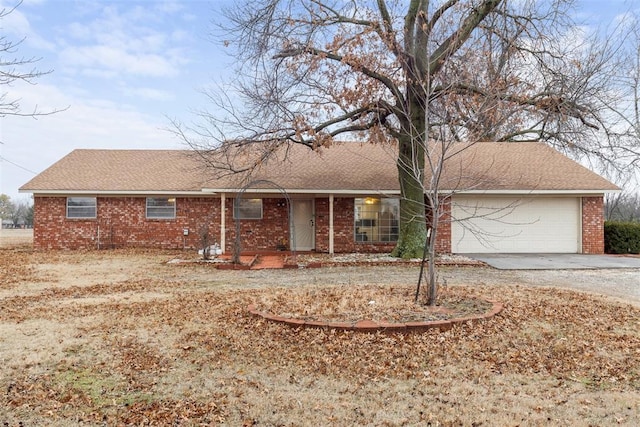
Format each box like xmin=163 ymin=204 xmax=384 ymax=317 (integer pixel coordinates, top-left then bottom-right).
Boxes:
xmin=451 ymin=196 xmax=579 ymax=253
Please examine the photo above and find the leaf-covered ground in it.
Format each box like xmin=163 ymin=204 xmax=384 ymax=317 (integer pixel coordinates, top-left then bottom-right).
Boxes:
xmin=1 ymin=247 xmax=639 ymax=426
xmin=253 ymin=283 xmax=494 ymax=323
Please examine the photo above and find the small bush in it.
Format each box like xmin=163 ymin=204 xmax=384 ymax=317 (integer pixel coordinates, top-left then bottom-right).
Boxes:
xmin=604 ymin=221 xmax=640 ymax=254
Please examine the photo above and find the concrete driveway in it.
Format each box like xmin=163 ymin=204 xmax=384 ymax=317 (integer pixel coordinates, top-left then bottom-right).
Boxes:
xmin=466 ymin=253 xmax=640 ymax=270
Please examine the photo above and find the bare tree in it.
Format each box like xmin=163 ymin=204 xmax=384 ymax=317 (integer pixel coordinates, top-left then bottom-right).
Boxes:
xmin=1 ymin=1 xmax=63 ymax=118
xmin=9 ymin=199 xmax=30 ymax=227
xmin=602 ymin=12 xmax=640 ymax=222
xmin=0 ymin=194 xmax=14 ymax=221
xmin=606 ymin=191 xmax=640 ymax=222
xmin=174 ymin=0 xmax=633 ymax=305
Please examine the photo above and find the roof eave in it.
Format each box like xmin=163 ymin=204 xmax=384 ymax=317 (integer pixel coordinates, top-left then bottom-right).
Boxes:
xmin=447 ymin=189 xmax=620 ymax=195
xmin=21 ymin=190 xmax=209 ymax=196
xmin=21 ymin=188 xmax=620 ymax=196
xmin=201 ymin=188 xmax=402 ymax=196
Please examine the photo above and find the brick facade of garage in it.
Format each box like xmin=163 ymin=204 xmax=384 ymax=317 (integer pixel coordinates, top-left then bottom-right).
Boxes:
xmin=581 ymin=196 xmax=605 ymax=254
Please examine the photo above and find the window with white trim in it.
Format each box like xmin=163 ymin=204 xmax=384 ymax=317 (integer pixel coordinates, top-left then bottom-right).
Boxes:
xmin=66 ymin=197 xmax=97 ymax=219
xmin=233 ymin=198 xmax=262 ymax=220
xmin=354 ymin=197 xmax=399 ymax=243
xmin=146 ymin=197 xmax=176 ymax=219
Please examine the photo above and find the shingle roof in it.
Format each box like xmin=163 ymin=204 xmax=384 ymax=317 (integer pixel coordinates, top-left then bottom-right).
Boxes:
xmin=19 ymin=142 xmax=618 ymax=194
xmin=20 ymin=150 xmax=204 ymax=192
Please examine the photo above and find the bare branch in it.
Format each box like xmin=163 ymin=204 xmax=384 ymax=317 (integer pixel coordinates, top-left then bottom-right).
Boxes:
xmin=428 ymin=0 xmax=502 ymax=76
xmin=0 ymin=1 xmax=63 ymax=118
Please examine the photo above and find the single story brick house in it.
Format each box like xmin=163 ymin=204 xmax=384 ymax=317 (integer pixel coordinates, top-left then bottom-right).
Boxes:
xmin=19 ymin=142 xmax=618 ymax=254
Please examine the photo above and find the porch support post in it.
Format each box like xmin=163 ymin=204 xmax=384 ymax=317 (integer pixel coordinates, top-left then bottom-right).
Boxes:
xmin=329 ymin=194 xmax=334 ymax=254
xmin=220 ymin=193 xmax=226 ymax=253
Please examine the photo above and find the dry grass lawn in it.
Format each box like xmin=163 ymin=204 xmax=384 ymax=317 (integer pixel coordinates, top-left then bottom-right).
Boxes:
xmin=1 ymin=239 xmax=639 ymax=426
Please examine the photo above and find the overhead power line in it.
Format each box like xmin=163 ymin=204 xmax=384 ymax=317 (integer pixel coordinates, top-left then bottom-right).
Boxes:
xmin=0 ymin=155 xmax=38 ymax=175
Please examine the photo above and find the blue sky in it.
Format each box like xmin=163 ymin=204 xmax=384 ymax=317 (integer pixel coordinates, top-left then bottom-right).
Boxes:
xmin=0 ymin=0 xmax=635 ymax=201
xmin=1 ymin=0 xmax=235 ymax=200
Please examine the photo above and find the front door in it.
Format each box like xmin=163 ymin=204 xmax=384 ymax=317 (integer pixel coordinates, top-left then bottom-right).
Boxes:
xmin=291 ymin=199 xmax=315 ymax=251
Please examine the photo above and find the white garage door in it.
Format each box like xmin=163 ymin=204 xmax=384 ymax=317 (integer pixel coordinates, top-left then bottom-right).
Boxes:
xmin=451 ymin=196 xmax=580 ymax=253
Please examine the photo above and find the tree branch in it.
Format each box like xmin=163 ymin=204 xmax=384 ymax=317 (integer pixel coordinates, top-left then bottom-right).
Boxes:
xmin=273 ymin=45 xmax=405 ymax=106
xmin=428 ymin=0 xmax=502 ymax=75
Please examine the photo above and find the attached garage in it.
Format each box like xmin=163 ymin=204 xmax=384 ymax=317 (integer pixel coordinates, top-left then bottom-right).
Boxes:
xmin=451 ymin=195 xmax=581 ymax=253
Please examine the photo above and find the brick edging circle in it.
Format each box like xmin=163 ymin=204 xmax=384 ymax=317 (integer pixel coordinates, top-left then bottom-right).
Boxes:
xmin=247 ymin=300 xmax=503 ymax=333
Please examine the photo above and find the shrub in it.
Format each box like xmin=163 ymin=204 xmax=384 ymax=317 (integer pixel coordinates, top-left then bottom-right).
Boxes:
xmin=604 ymin=221 xmax=640 ymax=254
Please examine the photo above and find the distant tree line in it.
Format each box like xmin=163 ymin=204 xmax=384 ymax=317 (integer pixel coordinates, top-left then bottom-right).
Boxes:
xmin=0 ymin=194 xmax=33 ymax=228
xmin=606 ymin=192 xmax=640 ymax=222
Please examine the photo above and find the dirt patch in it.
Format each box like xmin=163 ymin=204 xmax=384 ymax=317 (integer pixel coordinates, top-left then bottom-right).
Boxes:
xmin=0 ymin=228 xmax=33 ymax=248
xmin=1 ymin=248 xmax=640 ymax=426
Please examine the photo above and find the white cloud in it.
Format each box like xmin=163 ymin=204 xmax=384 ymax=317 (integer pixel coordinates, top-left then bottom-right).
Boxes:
xmin=59 ymin=45 xmax=179 ymax=77
xmin=126 ymin=87 xmax=174 ymax=102
xmin=3 ymin=81 xmax=179 ymax=145
xmin=50 ymin=2 xmax=194 ymax=80
xmin=170 ymin=29 xmax=190 ymax=42
xmin=1 ymin=1 xmax=55 ymax=50
xmin=66 ymin=21 xmax=92 ymax=39
xmin=156 ymin=1 xmax=184 ymax=15
xmin=0 ymin=81 xmax=183 ymax=199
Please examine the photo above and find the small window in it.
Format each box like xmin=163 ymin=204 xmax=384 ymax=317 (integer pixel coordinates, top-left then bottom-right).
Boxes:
xmin=234 ymin=198 xmax=262 ymax=220
xmin=354 ymin=197 xmax=399 ymax=243
xmin=67 ymin=197 xmax=96 ymax=219
xmin=146 ymin=197 xmax=176 ymax=219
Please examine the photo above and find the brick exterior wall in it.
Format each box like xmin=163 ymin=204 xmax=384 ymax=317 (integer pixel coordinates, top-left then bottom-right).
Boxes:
xmin=34 ymin=195 xmax=397 ymax=253
xmin=581 ymin=196 xmax=605 ymax=254
xmin=34 ymin=194 xmax=605 ymax=254
xmin=434 ymin=199 xmax=451 ymax=253
xmin=224 ymin=198 xmax=291 ymax=253
xmin=319 ymin=197 xmax=396 ymax=253
xmin=34 ymin=196 xmax=221 ymax=250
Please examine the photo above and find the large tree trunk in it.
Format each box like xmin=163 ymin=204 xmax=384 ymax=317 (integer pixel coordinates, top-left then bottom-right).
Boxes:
xmin=392 ymin=64 xmax=428 ymax=258
xmin=392 ymin=122 xmax=427 ymax=259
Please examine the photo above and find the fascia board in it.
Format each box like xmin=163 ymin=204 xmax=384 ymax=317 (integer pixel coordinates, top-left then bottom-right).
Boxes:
xmin=201 ymin=188 xmax=402 ymax=196
xmin=446 ymin=189 xmax=620 ymax=195
xmin=22 ymin=190 xmax=209 ymax=196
